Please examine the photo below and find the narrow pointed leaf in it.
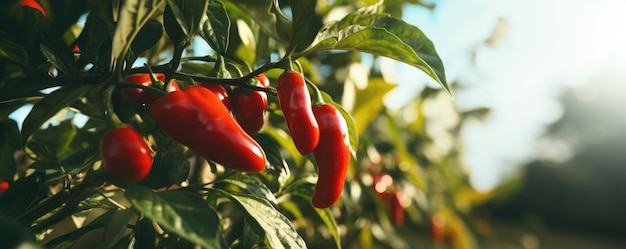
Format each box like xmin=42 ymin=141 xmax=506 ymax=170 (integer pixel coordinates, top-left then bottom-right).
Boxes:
xmin=111 ymin=0 xmax=166 ymax=70
xmin=166 ymin=0 xmax=208 ymax=45
xmin=201 ymin=0 xmax=230 ymax=53
xmin=371 ymin=17 xmax=447 ymax=93
xmin=21 ymin=86 xmax=89 ymax=142
xmin=0 ymin=29 xmax=32 ymax=69
xmin=220 ymin=173 xmax=279 ymax=205
xmin=288 ymin=0 xmax=322 ymax=53
xmin=126 ymin=184 xmax=220 ymax=249
xmin=218 ymin=190 xmax=307 ymax=249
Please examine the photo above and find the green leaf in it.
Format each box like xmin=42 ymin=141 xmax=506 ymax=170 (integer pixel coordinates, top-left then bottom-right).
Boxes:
xmin=130 ymin=18 xmax=163 ymax=57
xmin=313 ymin=207 xmax=341 ymax=249
xmin=78 ymin=13 xmax=115 ymax=68
xmin=262 ymin=127 xmax=303 ymax=166
xmin=0 ymin=172 xmax=46 ymax=216
xmin=141 ymin=133 xmax=188 ymax=189
xmin=103 ymin=208 xmax=135 ymax=249
xmin=300 ymin=12 xmax=449 ymax=94
xmin=321 ymin=91 xmax=358 ymax=158
xmin=252 ymin=133 xmax=289 ymax=181
xmin=288 ymin=0 xmax=322 ymax=53
xmin=45 ymin=209 xmax=117 ymax=248
xmin=0 ymin=29 xmax=32 ymax=70
xmin=371 ymin=17 xmax=448 ymax=94
xmin=351 ymin=78 xmax=396 ymax=135
xmin=312 ymin=3 xmax=386 ymax=43
xmin=125 ymin=184 xmax=221 ymax=249
xmin=218 ymin=190 xmax=307 ymax=249
xmin=40 ymin=30 xmax=76 ymax=76
xmin=0 ymin=73 xmax=57 ymax=103
xmin=220 ymin=173 xmax=278 ymax=205
xmin=165 ymin=0 xmax=208 ymax=47
xmin=281 ymin=174 xmax=316 ymax=199
xmin=21 ymin=86 xmax=89 ymax=143
xmin=287 ymin=179 xmax=341 ymax=249
xmin=27 ymin=119 xmax=77 ymax=160
xmin=111 ymin=0 xmax=166 ymax=70
xmin=225 ymin=0 xmax=288 ymax=42
xmin=134 ymin=218 xmax=158 ymax=249
xmin=201 ymin=0 xmax=230 ymax=53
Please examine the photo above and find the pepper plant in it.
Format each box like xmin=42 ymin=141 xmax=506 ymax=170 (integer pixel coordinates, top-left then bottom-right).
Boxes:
xmin=0 ymin=0 xmax=489 ymax=248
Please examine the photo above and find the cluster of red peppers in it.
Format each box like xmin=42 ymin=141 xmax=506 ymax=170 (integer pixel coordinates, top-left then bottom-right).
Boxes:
xmin=100 ymin=64 xmax=350 ymax=208
xmin=276 ymin=69 xmax=351 ymax=208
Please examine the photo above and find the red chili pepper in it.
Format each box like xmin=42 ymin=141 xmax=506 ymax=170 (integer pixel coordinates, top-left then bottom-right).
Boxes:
xmin=276 ymin=71 xmax=319 ymax=155
xmin=149 ymin=86 xmax=266 ymax=172
xmin=20 ymin=0 xmax=46 ymax=16
xmin=231 ymin=74 xmax=270 ymax=134
xmin=390 ymin=191 xmax=405 ymax=226
xmin=430 ymin=213 xmax=447 ymax=243
xmin=199 ymin=83 xmax=231 ymax=110
xmin=311 ymin=103 xmax=350 ymax=208
xmin=0 ymin=181 xmax=9 ymax=190
xmin=100 ymin=127 xmax=153 ymax=183
xmin=123 ymin=73 xmax=180 ymax=104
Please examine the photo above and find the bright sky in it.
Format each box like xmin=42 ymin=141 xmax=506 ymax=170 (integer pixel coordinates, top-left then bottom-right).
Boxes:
xmin=386 ymin=0 xmax=626 ymax=190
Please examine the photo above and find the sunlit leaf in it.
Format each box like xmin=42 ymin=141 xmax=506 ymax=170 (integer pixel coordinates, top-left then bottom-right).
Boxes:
xmin=220 ymin=172 xmax=279 ymax=205
xmin=371 ymin=17 xmax=447 ymax=93
xmin=21 ymin=86 xmax=89 ymax=142
xmin=103 ymin=208 xmax=135 ymax=249
xmin=111 ymin=0 xmax=166 ymax=70
xmin=27 ymin=119 xmax=77 ymax=159
xmin=300 ymin=10 xmax=448 ymax=93
xmin=219 ymin=190 xmax=307 ymax=249
xmin=201 ymin=0 xmax=230 ymax=53
xmin=45 ymin=209 xmax=117 ymax=248
xmin=126 ymin=184 xmax=221 ymax=249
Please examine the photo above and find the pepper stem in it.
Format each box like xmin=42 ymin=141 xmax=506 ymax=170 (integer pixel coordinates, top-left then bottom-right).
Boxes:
xmin=305 ymin=79 xmax=325 ymax=106
xmin=145 ymin=63 xmax=168 ymax=91
xmin=209 ymin=55 xmax=230 ymax=78
xmin=104 ymin=84 xmax=123 ymax=127
xmin=283 ymin=57 xmax=295 ymax=72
